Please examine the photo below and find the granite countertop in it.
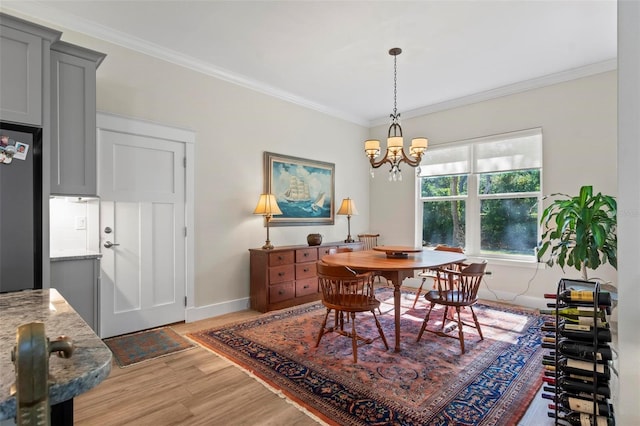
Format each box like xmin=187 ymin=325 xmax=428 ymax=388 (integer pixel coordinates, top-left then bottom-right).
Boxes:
xmin=50 ymin=250 xmax=102 ymax=262
xmin=0 ymin=289 xmax=112 ymax=421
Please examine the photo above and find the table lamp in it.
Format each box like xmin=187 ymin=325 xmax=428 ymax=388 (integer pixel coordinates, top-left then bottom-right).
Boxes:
xmin=253 ymin=193 xmax=283 ymax=249
xmin=336 ymin=198 xmax=358 ymax=243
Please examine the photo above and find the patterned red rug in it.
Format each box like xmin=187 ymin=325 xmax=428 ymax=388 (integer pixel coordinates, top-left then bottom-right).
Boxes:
xmin=188 ymin=290 xmax=544 ymax=425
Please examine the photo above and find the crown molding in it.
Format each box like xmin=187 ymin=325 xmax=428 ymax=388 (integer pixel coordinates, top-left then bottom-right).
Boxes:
xmin=370 ymin=59 xmax=618 ymax=127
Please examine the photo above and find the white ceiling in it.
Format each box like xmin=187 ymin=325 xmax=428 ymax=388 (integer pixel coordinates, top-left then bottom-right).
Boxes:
xmin=3 ymin=1 xmax=617 ymax=126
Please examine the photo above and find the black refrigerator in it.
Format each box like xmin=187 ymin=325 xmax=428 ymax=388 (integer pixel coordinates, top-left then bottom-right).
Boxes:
xmin=0 ymin=121 xmax=42 ymax=292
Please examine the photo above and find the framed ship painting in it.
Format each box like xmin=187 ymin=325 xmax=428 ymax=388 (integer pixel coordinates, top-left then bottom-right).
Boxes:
xmin=264 ymin=152 xmax=335 ymax=226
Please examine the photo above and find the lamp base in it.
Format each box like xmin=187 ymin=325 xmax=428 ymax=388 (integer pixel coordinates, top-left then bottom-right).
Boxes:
xmin=262 ymin=241 xmax=275 ymax=250
xmin=344 ymin=238 xmax=355 ymax=243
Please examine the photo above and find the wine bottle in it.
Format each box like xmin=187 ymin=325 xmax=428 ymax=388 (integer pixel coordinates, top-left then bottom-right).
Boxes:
xmin=543 ymin=369 xmax=609 ymax=387
xmin=544 ymin=387 xmax=608 ymax=402
xmin=546 ymin=303 xmax=611 ymax=314
xmin=540 ymin=308 xmax=608 ymax=327
xmin=542 ymin=324 xmax=612 ymax=342
xmin=544 ymin=290 xmax=612 ymax=306
xmin=541 ymin=357 xmax=611 ymax=380
xmin=547 ymin=410 xmax=615 ymax=426
xmin=540 ymin=341 xmax=613 ymax=361
xmin=542 ymin=376 xmax=611 ymax=398
xmin=543 ymin=393 xmax=614 ymax=416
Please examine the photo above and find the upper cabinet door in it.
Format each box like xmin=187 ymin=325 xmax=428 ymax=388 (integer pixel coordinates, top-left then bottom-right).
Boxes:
xmin=0 ymin=14 xmax=60 ymax=125
xmin=50 ymin=41 xmax=105 ymax=196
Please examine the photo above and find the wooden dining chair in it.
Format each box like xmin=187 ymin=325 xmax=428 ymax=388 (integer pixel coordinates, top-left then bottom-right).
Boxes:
xmin=315 ymin=261 xmax=388 ymax=363
xmin=412 ymin=245 xmax=466 ymax=309
xmin=416 ymin=260 xmax=487 ymax=354
xmin=357 ymin=233 xmax=380 ymax=250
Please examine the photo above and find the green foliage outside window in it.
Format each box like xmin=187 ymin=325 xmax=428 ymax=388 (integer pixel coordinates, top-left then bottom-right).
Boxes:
xmin=421 ymin=169 xmax=540 ymax=256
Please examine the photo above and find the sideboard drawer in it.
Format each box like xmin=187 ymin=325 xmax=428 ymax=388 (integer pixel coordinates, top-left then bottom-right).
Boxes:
xmin=269 ymin=251 xmax=294 ymax=266
xmin=269 ymin=265 xmax=295 ymax=284
xmin=270 ymin=282 xmax=295 ymax=304
xmin=318 ymin=246 xmax=337 ymax=258
xmin=295 ymin=263 xmax=316 ymax=280
xmin=296 ymin=278 xmax=318 ymax=297
xmin=295 ymin=248 xmax=318 ymax=263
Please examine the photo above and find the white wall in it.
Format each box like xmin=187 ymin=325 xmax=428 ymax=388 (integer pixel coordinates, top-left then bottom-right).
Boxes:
xmin=369 ymin=71 xmax=618 ymax=309
xmin=617 ymin=0 xmax=639 ymax=423
xmin=89 ymin=38 xmax=370 ymax=308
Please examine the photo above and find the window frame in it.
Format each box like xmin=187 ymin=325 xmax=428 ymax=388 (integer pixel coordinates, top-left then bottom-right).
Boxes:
xmin=416 ymin=129 xmax=542 ymax=262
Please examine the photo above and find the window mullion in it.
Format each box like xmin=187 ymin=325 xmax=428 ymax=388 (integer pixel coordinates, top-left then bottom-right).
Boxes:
xmin=466 ymin=173 xmax=480 ymax=255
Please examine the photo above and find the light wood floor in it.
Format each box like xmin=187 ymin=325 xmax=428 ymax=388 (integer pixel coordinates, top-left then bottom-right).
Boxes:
xmin=75 ymin=308 xmax=550 ymax=426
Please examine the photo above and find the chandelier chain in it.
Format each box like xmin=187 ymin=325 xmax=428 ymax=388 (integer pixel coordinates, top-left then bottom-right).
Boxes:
xmin=393 ymin=53 xmax=398 ymax=117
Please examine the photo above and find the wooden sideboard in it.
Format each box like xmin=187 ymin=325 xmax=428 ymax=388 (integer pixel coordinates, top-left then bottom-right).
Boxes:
xmin=249 ymin=241 xmax=364 ymax=312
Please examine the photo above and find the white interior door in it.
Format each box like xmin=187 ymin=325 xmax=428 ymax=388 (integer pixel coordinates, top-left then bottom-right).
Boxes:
xmin=98 ymin=125 xmax=186 ymax=338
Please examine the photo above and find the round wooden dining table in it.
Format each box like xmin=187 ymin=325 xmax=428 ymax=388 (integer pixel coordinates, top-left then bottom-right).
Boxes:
xmin=321 ymin=247 xmax=466 ymax=352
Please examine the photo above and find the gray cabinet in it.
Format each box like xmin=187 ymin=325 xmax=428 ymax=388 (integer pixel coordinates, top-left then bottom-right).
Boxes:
xmin=50 ymin=41 xmax=105 ymax=196
xmin=50 ymin=257 xmax=100 ymax=332
xmin=0 ymin=13 xmax=60 ymax=125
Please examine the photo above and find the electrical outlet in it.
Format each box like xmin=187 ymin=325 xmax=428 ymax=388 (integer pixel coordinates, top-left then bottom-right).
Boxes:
xmin=75 ymin=216 xmax=87 ymax=230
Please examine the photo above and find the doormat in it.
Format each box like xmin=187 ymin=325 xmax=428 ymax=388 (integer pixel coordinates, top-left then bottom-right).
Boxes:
xmin=189 ymin=289 xmax=544 ymax=426
xmin=104 ymin=327 xmax=195 ymax=367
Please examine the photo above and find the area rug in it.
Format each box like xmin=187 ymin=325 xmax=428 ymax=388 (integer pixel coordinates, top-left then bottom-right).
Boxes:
xmin=104 ymin=326 xmax=195 ymax=367
xmin=188 ymin=290 xmax=544 ymax=426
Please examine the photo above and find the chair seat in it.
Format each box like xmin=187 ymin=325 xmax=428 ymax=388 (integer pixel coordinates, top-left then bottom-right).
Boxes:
xmin=323 ymin=294 xmax=381 ymax=312
xmin=424 ymin=290 xmax=477 ymax=307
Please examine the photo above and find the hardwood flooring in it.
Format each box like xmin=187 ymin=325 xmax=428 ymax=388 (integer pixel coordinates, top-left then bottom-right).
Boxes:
xmin=75 ymin=308 xmax=549 ymax=425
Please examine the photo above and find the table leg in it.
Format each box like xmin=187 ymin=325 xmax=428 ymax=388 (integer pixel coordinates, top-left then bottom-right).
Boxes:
xmin=381 ymin=270 xmax=404 ymax=352
xmin=393 ymin=279 xmax=401 ymax=352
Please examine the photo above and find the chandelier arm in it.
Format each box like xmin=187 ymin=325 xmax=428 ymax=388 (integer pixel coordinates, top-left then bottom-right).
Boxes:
xmin=399 ymin=149 xmax=423 ymax=167
xmin=369 ymin=150 xmax=392 ymax=169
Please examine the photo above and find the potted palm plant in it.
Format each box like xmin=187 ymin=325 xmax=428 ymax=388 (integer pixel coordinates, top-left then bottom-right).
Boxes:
xmin=537 ymin=185 xmax=617 ymax=281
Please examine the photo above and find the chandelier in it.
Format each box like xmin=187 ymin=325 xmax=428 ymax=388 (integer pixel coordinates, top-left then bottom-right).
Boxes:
xmin=364 ymin=48 xmax=428 ymax=181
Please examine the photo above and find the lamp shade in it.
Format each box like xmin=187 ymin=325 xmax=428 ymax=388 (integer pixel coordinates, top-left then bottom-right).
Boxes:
xmin=253 ymin=193 xmax=283 ymax=215
xmin=336 ymin=198 xmax=359 ymax=216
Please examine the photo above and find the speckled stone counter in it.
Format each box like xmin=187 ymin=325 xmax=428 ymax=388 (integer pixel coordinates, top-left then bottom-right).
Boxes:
xmin=0 ymin=289 xmax=112 ymax=421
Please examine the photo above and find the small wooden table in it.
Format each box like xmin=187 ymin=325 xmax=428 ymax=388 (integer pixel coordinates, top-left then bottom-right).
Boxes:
xmin=322 ymin=248 xmax=467 ymax=352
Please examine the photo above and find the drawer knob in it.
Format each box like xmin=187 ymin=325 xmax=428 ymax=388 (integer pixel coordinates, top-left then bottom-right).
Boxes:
xmin=303 ymin=285 xmax=309 ymax=289
xmin=278 ymin=272 xmax=284 ymax=276
xmin=304 ymin=253 xmax=309 ymax=257
xmin=278 ymin=290 xmax=284 ymax=295
xmin=278 ymin=256 xmax=283 ymax=260
xmin=304 ymin=268 xmax=309 ymax=272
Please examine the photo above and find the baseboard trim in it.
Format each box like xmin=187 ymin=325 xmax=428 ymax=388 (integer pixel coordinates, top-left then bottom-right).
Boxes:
xmin=476 ymin=289 xmax=547 ymax=310
xmin=186 ymin=297 xmax=250 ymax=322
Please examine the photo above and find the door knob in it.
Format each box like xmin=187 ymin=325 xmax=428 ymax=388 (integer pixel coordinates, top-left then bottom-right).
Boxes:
xmin=104 ymin=241 xmax=120 ymax=248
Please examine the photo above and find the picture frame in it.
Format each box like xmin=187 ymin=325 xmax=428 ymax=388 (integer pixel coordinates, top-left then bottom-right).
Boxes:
xmin=264 ymin=152 xmax=335 ymax=226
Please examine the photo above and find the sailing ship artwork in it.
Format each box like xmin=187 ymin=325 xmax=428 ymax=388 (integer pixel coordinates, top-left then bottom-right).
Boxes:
xmin=265 ymin=152 xmax=335 ymax=226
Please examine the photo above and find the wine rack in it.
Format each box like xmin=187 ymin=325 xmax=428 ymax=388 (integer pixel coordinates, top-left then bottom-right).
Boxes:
xmin=541 ymin=278 xmax=616 ymax=426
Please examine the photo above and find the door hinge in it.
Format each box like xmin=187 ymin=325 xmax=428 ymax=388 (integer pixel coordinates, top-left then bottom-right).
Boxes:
xmin=184 ymin=296 xmax=187 ymax=307
xmin=184 ymin=227 xmax=187 ymax=237
xmin=183 ymin=157 xmax=187 ymax=168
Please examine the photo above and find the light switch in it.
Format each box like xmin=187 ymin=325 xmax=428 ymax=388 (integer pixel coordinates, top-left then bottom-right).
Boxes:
xmin=75 ymin=216 xmax=87 ymax=230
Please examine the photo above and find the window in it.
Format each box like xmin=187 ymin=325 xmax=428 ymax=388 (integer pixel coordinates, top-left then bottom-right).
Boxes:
xmin=418 ymin=129 xmax=542 ymax=260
